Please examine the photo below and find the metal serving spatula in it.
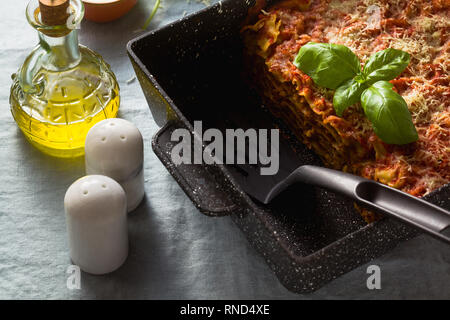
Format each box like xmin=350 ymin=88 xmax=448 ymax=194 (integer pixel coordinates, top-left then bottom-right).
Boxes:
xmin=227 ymin=137 xmax=450 ymax=245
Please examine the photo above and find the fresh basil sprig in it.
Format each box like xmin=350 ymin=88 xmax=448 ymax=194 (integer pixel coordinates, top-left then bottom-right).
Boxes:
xmin=293 ymin=42 xmax=361 ymax=89
xmin=333 ymin=78 xmax=367 ymax=116
xmin=363 ymin=48 xmax=411 ymax=85
xmin=293 ymin=43 xmax=417 ymax=145
xmin=361 ymin=81 xmax=418 ymax=144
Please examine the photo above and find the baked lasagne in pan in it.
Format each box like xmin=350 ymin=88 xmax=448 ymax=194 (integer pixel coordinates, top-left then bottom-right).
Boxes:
xmin=242 ymin=0 xmax=449 ymax=221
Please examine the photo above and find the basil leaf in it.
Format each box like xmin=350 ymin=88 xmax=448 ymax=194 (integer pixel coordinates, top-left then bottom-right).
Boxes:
xmin=333 ymin=79 xmax=366 ymax=116
xmin=363 ymin=48 xmax=410 ymax=84
xmin=361 ymin=81 xmax=418 ymax=145
xmin=293 ymin=42 xmax=361 ymax=89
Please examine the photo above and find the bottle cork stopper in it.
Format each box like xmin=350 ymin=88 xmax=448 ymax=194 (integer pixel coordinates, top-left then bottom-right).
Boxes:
xmin=39 ymin=0 xmax=70 ymax=26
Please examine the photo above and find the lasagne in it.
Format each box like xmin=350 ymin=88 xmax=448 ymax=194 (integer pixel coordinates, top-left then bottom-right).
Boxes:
xmin=241 ymin=0 xmax=449 ymax=222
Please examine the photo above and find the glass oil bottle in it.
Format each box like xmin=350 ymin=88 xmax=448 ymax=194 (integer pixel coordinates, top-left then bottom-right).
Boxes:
xmin=10 ymin=0 xmax=120 ymax=158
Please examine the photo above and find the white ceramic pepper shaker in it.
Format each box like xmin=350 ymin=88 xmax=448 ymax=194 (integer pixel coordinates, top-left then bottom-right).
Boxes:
xmin=85 ymin=118 xmax=145 ymax=213
xmin=64 ymin=175 xmax=128 ymax=275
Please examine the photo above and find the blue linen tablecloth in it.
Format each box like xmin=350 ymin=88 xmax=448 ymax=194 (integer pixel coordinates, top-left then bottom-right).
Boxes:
xmin=0 ymin=0 xmax=449 ymax=299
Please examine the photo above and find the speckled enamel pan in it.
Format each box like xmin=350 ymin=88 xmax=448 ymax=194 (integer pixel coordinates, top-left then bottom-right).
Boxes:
xmin=127 ymin=0 xmax=450 ymax=293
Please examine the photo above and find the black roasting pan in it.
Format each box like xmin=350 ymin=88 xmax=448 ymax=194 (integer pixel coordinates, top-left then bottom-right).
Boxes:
xmin=126 ymin=0 xmax=450 ymax=293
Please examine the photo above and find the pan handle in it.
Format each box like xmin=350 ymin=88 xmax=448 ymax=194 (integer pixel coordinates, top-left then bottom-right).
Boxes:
xmin=271 ymin=165 xmax=450 ymax=244
xmin=152 ymin=121 xmax=237 ymax=217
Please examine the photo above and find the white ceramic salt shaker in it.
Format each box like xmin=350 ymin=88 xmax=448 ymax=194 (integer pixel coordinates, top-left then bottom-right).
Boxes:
xmin=64 ymin=175 xmax=128 ymax=275
xmin=85 ymin=118 xmax=145 ymax=213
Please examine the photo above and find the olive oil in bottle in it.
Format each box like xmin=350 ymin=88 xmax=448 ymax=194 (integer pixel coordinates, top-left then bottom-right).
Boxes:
xmin=10 ymin=0 xmax=120 ymax=158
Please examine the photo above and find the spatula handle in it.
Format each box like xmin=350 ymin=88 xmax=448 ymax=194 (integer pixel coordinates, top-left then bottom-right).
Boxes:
xmin=289 ymin=165 xmax=450 ymax=244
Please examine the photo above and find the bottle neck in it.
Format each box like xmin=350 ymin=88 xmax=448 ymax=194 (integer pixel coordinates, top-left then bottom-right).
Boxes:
xmin=38 ymin=29 xmax=81 ymax=71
